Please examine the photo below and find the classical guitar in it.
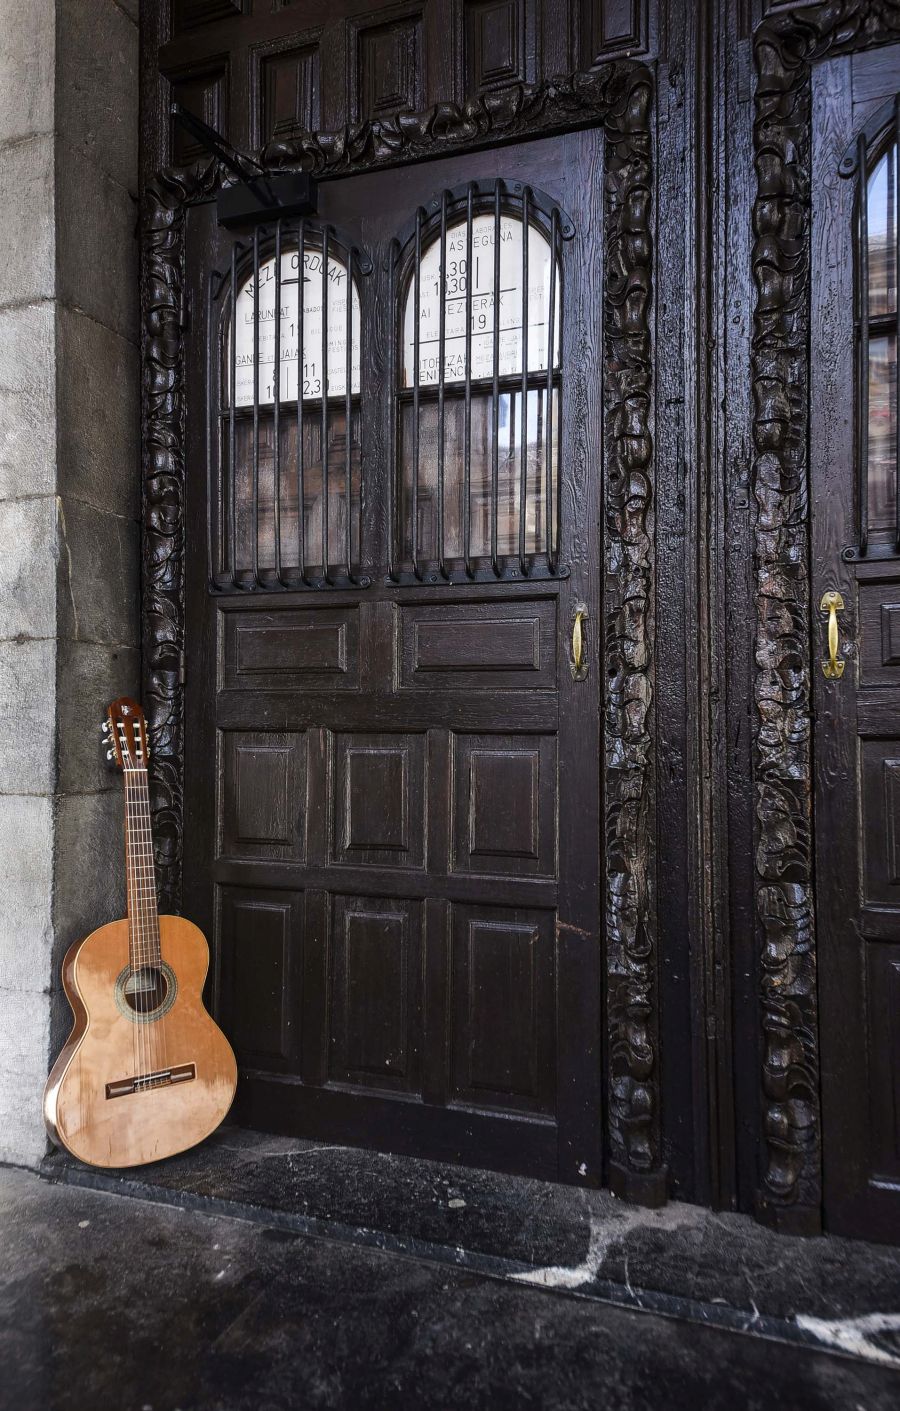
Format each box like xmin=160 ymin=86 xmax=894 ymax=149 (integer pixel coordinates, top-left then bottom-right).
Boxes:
xmin=44 ymin=697 xmax=237 ymax=1168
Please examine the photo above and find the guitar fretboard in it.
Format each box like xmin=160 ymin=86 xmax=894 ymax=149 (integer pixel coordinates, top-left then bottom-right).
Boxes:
xmin=124 ymin=766 xmax=161 ymax=971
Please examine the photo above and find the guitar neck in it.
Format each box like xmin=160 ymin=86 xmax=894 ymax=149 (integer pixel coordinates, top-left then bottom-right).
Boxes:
xmin=123 ymin=766 xmax=161 ymax=970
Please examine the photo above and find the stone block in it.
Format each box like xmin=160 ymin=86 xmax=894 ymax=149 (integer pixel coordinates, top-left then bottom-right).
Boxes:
xmin=117 ymin=0 xmax=140 ymax=23
xmin=56 ymin=139 xmax=138 ymax=344
xmin=56 ymin=0 xmax=138 ymax=193
xmin=0 ymin=795 xmax=54 ymax=993
xmin=0 ymin=301 xmax=56 ymax=501
xmin=52 ymin=790 xmax=128 ymax=964
xmin=0 ymin=133 xmax=55 ymax=308
xmin=56 ymin=496 xmax=139 ymax=648
xmin=0 ymin=638 xmax=56 ymax=794
xmin=0 ymin=986 xmax=51 ymax=1167
xmin=57 ymin=306 xmax=140 ymax=518
xmin=56 ymin=639 xmax=140 ymax=795
xmin=0 ymin=0 xmax=55 ymax=146
xmin=0 ymin=496 xmax=57 ymax=642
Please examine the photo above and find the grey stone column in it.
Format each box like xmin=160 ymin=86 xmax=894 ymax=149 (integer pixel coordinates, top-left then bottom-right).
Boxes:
xmin=0 ymin=0 xmax=139 ymax=1165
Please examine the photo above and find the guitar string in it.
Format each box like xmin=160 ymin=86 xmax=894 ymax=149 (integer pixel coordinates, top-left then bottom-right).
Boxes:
xmin=124 ymin=764 xmax=145 ymax=1085
xmin=130 ymin=760 xmax=169 ymax=1086
xmin=127 ymin=763 xmax=158 ymax=1085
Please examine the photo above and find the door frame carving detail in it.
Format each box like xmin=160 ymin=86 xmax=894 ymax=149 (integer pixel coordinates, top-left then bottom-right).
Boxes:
xmin=750 ymin=0 xmax=900 ymax=1230
xmin=140 ymin=61 xmax=662 ymax=1198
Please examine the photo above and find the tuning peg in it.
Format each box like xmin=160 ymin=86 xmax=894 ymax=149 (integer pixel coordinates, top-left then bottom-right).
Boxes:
xmin=101 ymin=721 xmax=110 ymax=735
xmin=106 ymin=750 xmax=115 ymax=761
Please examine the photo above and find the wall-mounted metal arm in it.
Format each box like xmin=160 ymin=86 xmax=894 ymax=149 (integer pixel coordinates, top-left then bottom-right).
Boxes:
xmin=170 ymin=103 xmax=317 ymax=228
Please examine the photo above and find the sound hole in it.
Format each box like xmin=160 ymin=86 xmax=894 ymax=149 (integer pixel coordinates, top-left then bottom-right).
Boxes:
xmin=123 ymin=966 xmax=170 ymax=1016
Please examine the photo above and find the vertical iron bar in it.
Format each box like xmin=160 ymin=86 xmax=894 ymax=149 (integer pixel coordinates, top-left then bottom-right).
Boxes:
xmin=546 ymin=208 xmax=559 ymax=572
xmin=463 ymin=184 xmax=474 ymax=578
xmin=229 ymin=245 xmax=237 ymax=585
xmin=437 ymin=190 xmax=449 ymax=578
xmin=519 ymin=187 xmax=530 ymax=576
xmin=345 ymin=246 xmax=354 ymax=582
xmin=859 ymin=133 xmax=869 ymax=555
xmin=895 ymin=97 xmax=899 ymax=552
xmin=297 ymin=220 xmax=308 ymax=583
xmin=490 ymin=180 xmax=502 ymax=577
xmin=252 ymin=225 xmax=261 ymax=587
xmin=205 ymin=268 xmax=216 ymax=586
xmin=388 ymin=239 xmax=399 ymax=581
xmin=412 ymin=207 xmax=423 ymax=578
xmin=274 ymin=219 xmax=285 ymax=586
xmin=321 ymin=226 xmax=331 ymax=583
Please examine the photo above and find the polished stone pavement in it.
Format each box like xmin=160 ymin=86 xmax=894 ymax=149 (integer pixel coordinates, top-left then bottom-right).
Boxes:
xmin=4 ymin=1159 xmax=900 ymax=1410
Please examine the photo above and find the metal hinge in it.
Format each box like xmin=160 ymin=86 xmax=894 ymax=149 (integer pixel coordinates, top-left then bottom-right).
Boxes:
xmin=178 ymin=650 xmax=187 ymax=687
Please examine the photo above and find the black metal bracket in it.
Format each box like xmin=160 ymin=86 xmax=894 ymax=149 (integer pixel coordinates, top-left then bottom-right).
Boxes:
xmin=171 ymin=103 xmax=317 ymax=228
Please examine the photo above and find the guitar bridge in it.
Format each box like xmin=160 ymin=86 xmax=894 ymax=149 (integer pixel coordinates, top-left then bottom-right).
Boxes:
xmin=105 ymin=1063 xmax=196 ymax=1099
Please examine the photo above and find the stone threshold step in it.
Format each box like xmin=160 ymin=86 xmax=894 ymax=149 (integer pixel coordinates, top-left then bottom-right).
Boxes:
xmin=40 ymin=1125 xmax=900 ymax=1370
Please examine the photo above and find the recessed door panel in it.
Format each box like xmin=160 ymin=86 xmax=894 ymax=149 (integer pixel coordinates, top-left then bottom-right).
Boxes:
xmin=451 ymin=732 xmax=556 ymax=876
xmin=328 ymin=893 xmax=423 ymax=1093
xmin=332 ymin=732 xmax=426 ymax=869
xmin=400 ymin=598 xmax=556 ymax=691
xmin=222 ymin=604 xmax=360 ymax=691
xmin=219 ymin=887 xmax=301 ymax=1068
xmin=449 ymin=904 xmax=555 ymax=1115
xmin=222 ymin=730 xmax=307 ymax=860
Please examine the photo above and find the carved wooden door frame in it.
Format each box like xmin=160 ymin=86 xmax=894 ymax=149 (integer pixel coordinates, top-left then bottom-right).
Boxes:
xmin=140 ymin=60 xmax=662 ymax=1203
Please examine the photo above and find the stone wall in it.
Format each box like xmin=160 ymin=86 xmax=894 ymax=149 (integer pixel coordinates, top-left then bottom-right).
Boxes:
xmin=0 ymin=0 xmax=140 ymax=1165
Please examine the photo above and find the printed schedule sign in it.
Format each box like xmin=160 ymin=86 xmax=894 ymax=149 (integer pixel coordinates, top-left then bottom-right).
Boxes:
xmin=402 ymin=214 xmax=560 ymax=388
xmin=232 ymin=248 xmax=361 ymax=407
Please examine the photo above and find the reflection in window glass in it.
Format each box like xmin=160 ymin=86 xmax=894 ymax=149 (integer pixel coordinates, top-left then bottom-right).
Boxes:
xmin=866 ymin=140 xmax=897 ymax=535
xmin=400 ymin=209 xmax=562 ymax=569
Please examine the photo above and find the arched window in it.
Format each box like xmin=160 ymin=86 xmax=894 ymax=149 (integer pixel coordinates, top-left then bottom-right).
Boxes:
xmin=396 ymin=182 xmax=566 ymax=581
xmin=855 ymin=101 xmax=898 ymax=554
xmin=213 ymin=223 xmax=364 ymax=588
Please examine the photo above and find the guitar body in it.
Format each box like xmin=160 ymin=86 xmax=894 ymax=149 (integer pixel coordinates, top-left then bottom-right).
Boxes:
xmin=45 ymin=914 xmax=237 ymax=1169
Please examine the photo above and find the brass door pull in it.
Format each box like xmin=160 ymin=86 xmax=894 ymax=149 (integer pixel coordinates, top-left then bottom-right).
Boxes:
xmin=820 ymin=590 xmax=845 ymax=679
xmin=571 ymin=607 xmax=587 ymax=680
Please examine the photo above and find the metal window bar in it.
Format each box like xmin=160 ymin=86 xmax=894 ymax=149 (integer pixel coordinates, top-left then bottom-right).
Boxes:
xmin=412 ymin=207 xmax=424 ymax=580
xmin=895 ymin=95 xmax=900 ymax=553
xmin=437 ymin=190 xmax=449 ymax=580
xmin=297 ymin=217 xmax=308 ymax=584
xmin=858 ymin=130 xmax=870 ymax=556
xmin=251 ymin=225 xmax=261 ymax=588
xmin=388 ymin=238 xmax=400 ymax=582
xmin=209 ymin=216 xmax=369 ymax=592
xmin=463 ymin=183 xmax=475 ymax=578
xmin=345 ymin=244 xmax=354 ymax=581
xmin=519 ymin=186 xmax=530 ymax=578
xmin=394 ymin=182 xmax=567 ymax=584
xmin=273 ymin=218 xmax=286 ymax=587
xmin=321 ymin=223 xmax=331 ymax=584
xmin=490 ymin=180 xmax=502 ymax=578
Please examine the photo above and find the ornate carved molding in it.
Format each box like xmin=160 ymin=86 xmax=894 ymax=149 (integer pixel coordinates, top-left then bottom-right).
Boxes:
xmin=260 ymin=65 xmax=644 ymax=176
xmin=602 ymin=71 xmax=664 ymax=1204
xmin=750 ymin=0 xmax=900 ymax=1227
xmin=142 ymin=160 xmax=219 ymax=912
xmin=141 ymin=64 xmax=662 ymax=1199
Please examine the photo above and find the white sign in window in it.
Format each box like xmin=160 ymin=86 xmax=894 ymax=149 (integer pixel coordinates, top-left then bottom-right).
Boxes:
xmin=231 ymin=247 xmax=361 ymax=408
xmin=402 ymin=213 xmax=560 ymax=388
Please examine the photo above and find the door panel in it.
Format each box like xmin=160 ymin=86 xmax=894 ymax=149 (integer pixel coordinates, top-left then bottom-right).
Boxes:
xmin=183 ymin=126 xmax=603 ymax=1183
xmin=811 ymin=51 xmax=900 ymax=1241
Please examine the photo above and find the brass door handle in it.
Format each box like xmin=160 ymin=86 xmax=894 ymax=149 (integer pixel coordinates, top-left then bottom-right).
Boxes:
xmin=571 ymin=606 xmax=587 ymax=680
xmin=820 ymin=590 xmax=845 ymax=679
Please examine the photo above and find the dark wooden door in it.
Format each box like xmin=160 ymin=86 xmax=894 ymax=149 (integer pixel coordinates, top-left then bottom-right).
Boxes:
xmin=811 ymin=46 xmax=900 ymax=1241
xmin=182 ymin=127 xmax=604 ymax=1183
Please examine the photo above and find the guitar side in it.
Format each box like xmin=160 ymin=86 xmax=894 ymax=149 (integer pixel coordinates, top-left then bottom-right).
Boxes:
xmin=44 ymin=914 xmax=237 ymax=1169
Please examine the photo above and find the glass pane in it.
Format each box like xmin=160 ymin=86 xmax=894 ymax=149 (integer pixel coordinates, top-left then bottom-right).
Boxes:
xmin=868 ymin=144 xmax=897 ymax=318
xmin=228 ymin=407 xmax=361 ymax=574
xmin=868 ymin=332 xmax=897 ymax=532
xmin=402 ymin=213 xmax=561 ymax=387
xmin=229 ymin=246 xmax=361 ymax=408
xmin=400 ymin=388 xmax=559 ymax=562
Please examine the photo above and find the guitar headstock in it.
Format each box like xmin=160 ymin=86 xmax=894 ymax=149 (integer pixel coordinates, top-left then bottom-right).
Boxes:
xmin=103 ymin=697 xmax=151 ymax=771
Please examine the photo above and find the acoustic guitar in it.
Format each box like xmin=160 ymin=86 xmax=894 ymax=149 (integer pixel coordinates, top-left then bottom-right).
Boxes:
xmin=44 ymin=696 xmax=237 ymax=1168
